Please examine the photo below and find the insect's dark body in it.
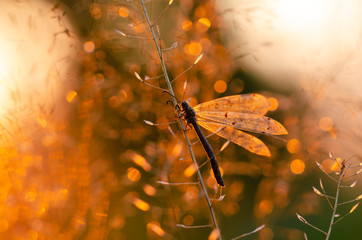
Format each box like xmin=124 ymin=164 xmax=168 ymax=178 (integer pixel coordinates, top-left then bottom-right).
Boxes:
xmin=181 ymin=101 xmax=224 ymax=187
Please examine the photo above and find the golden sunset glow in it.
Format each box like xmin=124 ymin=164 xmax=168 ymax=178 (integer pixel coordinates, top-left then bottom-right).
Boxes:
xmin=1 ymin=0 xmax=361 ymax=239
xmin=214 ymin=80 xmax=227 ymax=93
xmin=290 ymin=159 xmax=305 ymax=175
xmin=275 ymin=0 xmax=332 ymax=30
xmin=0 ymin=0 xmax=77 ymax=146
xmin=0 ymin=37 xmax=12 ymax=115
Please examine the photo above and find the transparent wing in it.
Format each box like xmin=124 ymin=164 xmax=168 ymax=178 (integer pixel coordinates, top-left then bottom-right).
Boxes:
xmin=196 ymin=111 xmax=288 ymax=135
xmin=193 ymin=94 xmax=270 ymax=115
xmin=197 ymin=120 xmax=271 ymax=157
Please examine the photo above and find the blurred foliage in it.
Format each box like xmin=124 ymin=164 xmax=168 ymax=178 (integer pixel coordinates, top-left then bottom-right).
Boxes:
xmin=1 ymin=0 xmax=362 ymax=240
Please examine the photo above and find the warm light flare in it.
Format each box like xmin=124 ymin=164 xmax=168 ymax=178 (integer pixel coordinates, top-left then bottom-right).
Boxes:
xmin=331 ymin=157 xmax=343 ymax=171
xmin=287 ymin=138 xmax=301 ymax=154
xmin=184 ymin=164 xmax=197 ymax=177
xmin=147 ymin=222 xmax=166 ymax=237
xmin=184 ymin=41 xmax=202 ymax=56
xmin=131 ymin=153 xmax=151 ymax=172
xmin=143 ymin=184 xmax=156 ymax=196
xmin=66 ymin=91 xmax=78 ymax=103
xmin=290 ymin=159 xmax=305 ymax=174
xmin=196 ymin=17 xmax=211 ymax=32
xmin=267 ymin=97 xmax=278 ymax=111
xmin=214 ymin=80 xmax=227 ymax=93
xmin=258 ymin=200 xmax=273 ymax=216
xmin=127 ymin=167 xmax=141 ymax=182
xmin=0 ymin=0 xmax=78 ymax=145
xmin=0 ymin=38 xmax=13 ymax=115
xmin=132 ymin=197 xmax=150 ymax=211
xmin=182 ymin=19 xmax=192 ymax=31
xmin=84 ymin=41 xmax=95 ymax=53
xmin=275 ymin=0 xmax=333 ymax=31
xmin=208 ymin=229 xmax=220 ymax=240
xmin=319 ymin=116 xmax=333 ymax=131
xmin=118 ymin=7 xmax=129 ymax=18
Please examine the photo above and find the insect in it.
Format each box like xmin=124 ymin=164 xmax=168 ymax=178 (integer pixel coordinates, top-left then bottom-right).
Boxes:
xmin=180 ymin=93 xmax=287 ymax=187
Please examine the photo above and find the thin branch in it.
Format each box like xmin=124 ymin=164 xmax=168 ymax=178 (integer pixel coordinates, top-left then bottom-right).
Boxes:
xmin=348 ymin=163 xmax=362 ymax=168
xmin=144 ymin=74 xmax=164 ymax=81
xmin=134 ymin=71 xmax=168 ymax=91
xmin=326 ymin=164 xmax=350 ymax=239
xmin=157 ymin=180 xmax=200 ymax=185
xmin=139 ymin=1 xmax=222 ymax=239
xmin=231 ymin=225 xmax=265 ymax=240
xmin=338 ymin=193 xmax=362 ymax=205
xmin=319 ymin=178 xmax=334 ymax=210
xmin=296 ymin=213 xmax=327 ymax=235
xmin=177 ymin=224 xmax=213 ymax=229
xmin=343 ymin=168 xmax=362 ymax=179
xmin=170 ymin=53 xmax=203 ymax=83
xmin=152 ymin=0 xmax=174 ymax=26
xmin=114 ymin=29 xmax=152 ymax=39
xmin=333 ymin=203 xmax=359 ymax=225
xmin=162 ymin=41 xmax=178 ymax=51
xmin=315 ymin=161 xmax=338 ymax=183
xmin=144 ymin=119 xmax=179 ymax=126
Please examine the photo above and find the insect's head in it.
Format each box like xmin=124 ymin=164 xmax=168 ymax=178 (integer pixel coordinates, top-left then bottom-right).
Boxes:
xmin=181 ymin=101 xmax=190 ymax=111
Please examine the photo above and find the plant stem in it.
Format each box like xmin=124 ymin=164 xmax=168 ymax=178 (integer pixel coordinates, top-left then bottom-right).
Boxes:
xmin=325 ymin=165 xmax=349 ymax=239
xmin=139 ymin=1 xmax=222 ymax=239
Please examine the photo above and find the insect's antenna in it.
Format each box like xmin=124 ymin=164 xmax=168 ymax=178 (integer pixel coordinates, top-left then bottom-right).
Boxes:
xmin=162 ymin=90 xmax=181 ymax=104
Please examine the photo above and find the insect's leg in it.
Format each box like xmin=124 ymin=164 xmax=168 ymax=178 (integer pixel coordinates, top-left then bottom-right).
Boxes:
xmin=165 ymin=99 xmax=173 ymax=106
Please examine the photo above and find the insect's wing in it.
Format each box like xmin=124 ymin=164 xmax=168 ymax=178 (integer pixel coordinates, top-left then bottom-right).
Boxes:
xmin=196 ymin=111 xmax=288 ymax=135
xmin=197 ymin=120 xmax=271 ymax=157
xmin=193 ymin=94 xmax=269 ymax=115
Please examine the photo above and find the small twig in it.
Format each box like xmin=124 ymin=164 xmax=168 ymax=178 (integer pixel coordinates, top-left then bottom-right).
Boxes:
xmin=144 ymin=74 xmax=164 ymax=81
xmin=162 ymin=41 xmax=178 ymax=51
xmin=171 ymin=53 xmax=203 ymax=83
xmin=144 ymin=119 xmax=179 ymax=126
xmin=319 ymin=178 xmax=334 ymax=210
xmin=315 ymin=161 xmax=338 ymax=183
xmin=333 ymin=203 xmax=359 ymax=225
xmin=152 ymin=0 xmax=174 ymax=26
xmin=134 ymin=71 xmax=168 ymax=91
xmin=325 ymin=164 xmax=350 ymax=239
xmin=296 ymin=213 xmax=327 ymax=235
xmin=231 ymin=224 xmax=265 ymax=240
xmin=304 ymin=232 xmax=308 ymax=240
xmin=343 ymin=168 xmax=362 ymax=179
xmin=177 ymin=224 xmax=213 ymax=229
xmin=340 ymin=180 xmax=357 ymax=188
xmin=313 ymin=186 xmax=336 ymax=199
xmin=114 ymin=29 xmax=152 ymax=39
xmin=156 ymin=180 xmax=200 ymax=185
xmin=338 ymin=193 xmax=362 ymax=206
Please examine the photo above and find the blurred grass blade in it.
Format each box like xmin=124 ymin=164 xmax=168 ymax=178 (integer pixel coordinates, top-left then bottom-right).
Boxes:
xmin=231 ymin=224 xmax=265 ymax=240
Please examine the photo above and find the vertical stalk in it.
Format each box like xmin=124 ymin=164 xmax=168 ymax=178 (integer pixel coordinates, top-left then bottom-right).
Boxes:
xmin=139 ymin=1 xmax=222 ymax=239
xmin=325 ymin=165 xmax=349 ymax=240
